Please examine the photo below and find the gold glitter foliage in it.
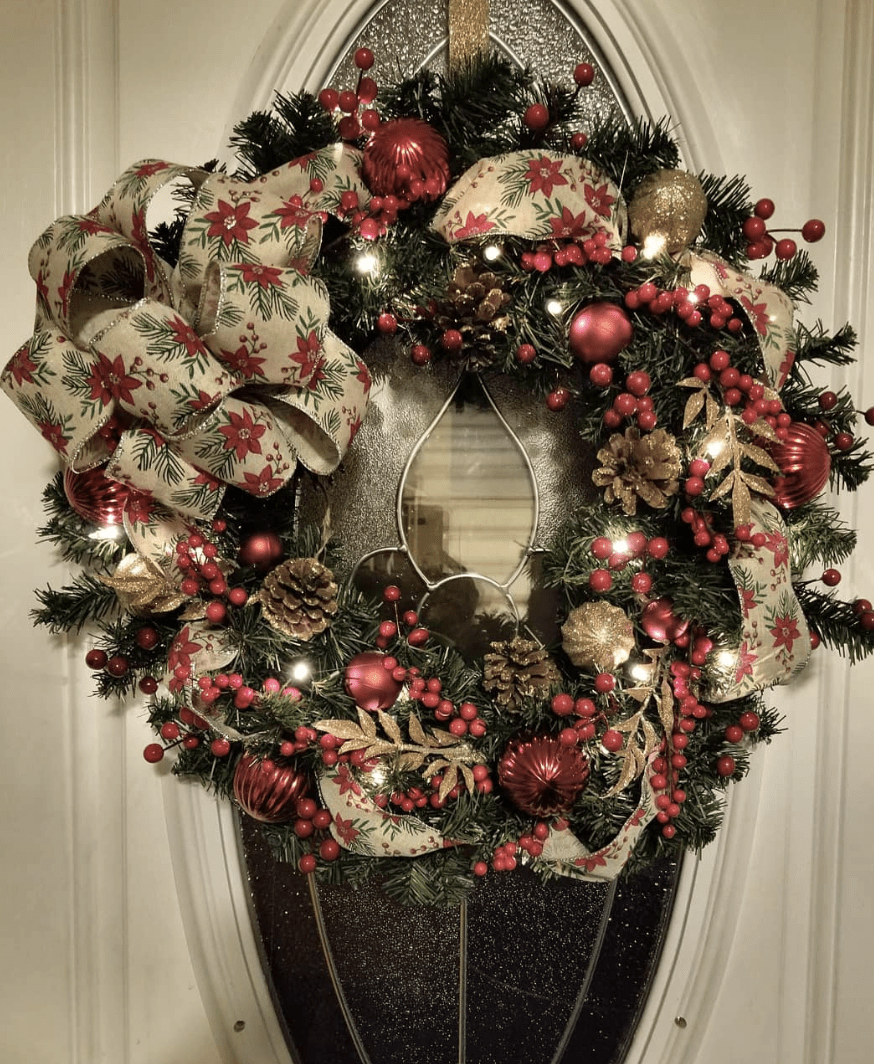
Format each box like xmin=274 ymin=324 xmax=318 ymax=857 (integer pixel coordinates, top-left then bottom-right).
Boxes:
xmin=628 ymin=169 xmax=708 ymax=254
xmin=592 ymin=427 xmax=682 ymax=516
xmin=562 ymin=602 xmax=636 ymax=671
xmin=101 ymin=553 xmax=187 ymax=615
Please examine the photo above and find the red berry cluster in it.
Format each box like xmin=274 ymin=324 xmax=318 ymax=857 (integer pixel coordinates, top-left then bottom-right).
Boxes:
xmin=588 ymin=532 xmax=666 ymax=593
xmin=602 ymin=370 xmax=657 ymax=431
xmin=680 ymin=508 xmax=731 ymax=564
xmin=853 ymin=597 xmax=874 ymax=632
xmin=174 ymin=522 xmax=249 ymax=625
xmin=742 ymin=198 xmax=825 ymax=261
xmin=724 ymin=710 xmax=761 ymax=744
xmin=551 ymin=693 xmax=599 ymax=743
xmin=693 ymin=349 xmax=790 ymax=430
xmin=816 ymin=390 xmax=856 ymax=452
xmin=378 ymin=585 xmax=429 ymax=647
xmin=624 ymin=281 xmax=742 ymax=334
xmin=405 ymin=674 xmax=487 ymax=739
xmin=520 ymin=231 xmax=613 ymax=272
xmin=317 ymin=48 xmax=379 ymax=142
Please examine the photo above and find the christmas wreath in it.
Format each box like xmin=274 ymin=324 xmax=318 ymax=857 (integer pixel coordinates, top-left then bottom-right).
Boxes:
xmin=5 ymin=50 xmax=874 ymax=907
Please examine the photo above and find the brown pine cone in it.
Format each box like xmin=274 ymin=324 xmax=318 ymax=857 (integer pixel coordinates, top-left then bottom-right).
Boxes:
xmin=483 ymin=636 xmax=560 ymax=711
xmin=435 ymin=262 xmax=512 ymax=370
xmin=259 ymin=557 xmax=338 ymax=641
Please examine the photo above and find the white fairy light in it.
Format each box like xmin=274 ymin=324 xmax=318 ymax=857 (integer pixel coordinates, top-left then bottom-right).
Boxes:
xmin=612 ymin=537 xmax=630 ymax=555
xmin=483 ymin=244 xmax=502 ymax=261
xmin=89 ymin=524 xmax=124 ymax=541
xmin=545 ymin=297 xmax=563 ymax=315
xmin=717 ymin=649 xmax=737 ymax=668
xmin=289 ymin=660 xmax=312 ymax=683
xmin=354 ymin=251 xmax=379 ymax=275
xmin=641 ymin=234 xmax=666 ymax=259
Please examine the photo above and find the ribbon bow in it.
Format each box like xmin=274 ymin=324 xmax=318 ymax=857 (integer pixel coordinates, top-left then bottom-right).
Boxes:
xmin=2 ymin=147 xmax=372 ymax=561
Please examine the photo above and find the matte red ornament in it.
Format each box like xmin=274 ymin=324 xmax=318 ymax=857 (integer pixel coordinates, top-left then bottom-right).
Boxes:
xmin=568 ymin=303 xmax=633 ymax=363
xmin=233 ymin=754 xmax=310 ymax=823
xmin=362 ymin=117 xmax=450 ymax=203
xmin=344 ymin=651 xmax=404 ymax=712
xmin=769 ymin=422 xmax=831 ymax=508
xmin=238 ymin=530 xmax=284 ymax=570
xmin=498 ymin=734 xmax=590 ymax=816
xmin=641 ymin=597 xmax=690 ymax=643
xmin=63 ymin=466 xmax=129 ymax=525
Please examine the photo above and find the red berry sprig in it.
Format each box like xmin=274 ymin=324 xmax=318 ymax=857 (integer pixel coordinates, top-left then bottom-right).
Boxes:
xmin=742 ymin=198 xmax=826 ymax=260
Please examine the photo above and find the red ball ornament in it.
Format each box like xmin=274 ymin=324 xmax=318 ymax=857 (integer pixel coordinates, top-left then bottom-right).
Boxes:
xmin=234 ymin=754 xmax=310 ymax=823
xmin=63 ymin=466 xmax=129 ymax=525
xmin=238 ymin=530 xmax=284 ymax=570
xmin=769 ymin=422 xmax=831 ymax=508
xmin=497 ymin=734 xmax=590 ymax=816
xmin=641 ymin=598 xmax=690 ymax=643
xmin=362 ymin=118 xmax=450 ymax=203
xmin=568 ymin=303 xmax=633 ymax=363
xmin=343 ymin=651 xmax=404 ymax=711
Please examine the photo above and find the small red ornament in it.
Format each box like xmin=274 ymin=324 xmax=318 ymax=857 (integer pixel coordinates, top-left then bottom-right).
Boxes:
xmin=63 ymin=466 xmax=129 ymax=525
xmin=238 ymin=530 xmax=284 ymax=570
xmin=344 ymin=651 xmax=404 ymax=711
xmin=362 ymin=118 xmax=450 ymax=203
xmin=641 ymin=598 xmax=690 ymax=643
xmin=233 ymin=754 xmax=309 ymax=823
xmin=769 ymin=422 xmax=831 ymax=508
xmin=568 ymin=303 xmax=633 ymax=363
xmin=497 ymin=734 xmax=590 ymax=816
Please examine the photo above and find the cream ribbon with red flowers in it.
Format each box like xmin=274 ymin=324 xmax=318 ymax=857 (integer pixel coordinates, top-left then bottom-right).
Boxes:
xmin=316 ymin=762 xmax=659 ymax=881
xmin=432 ymin=151 xmax=627 ymax=248
xmin=1 ymin=148 xmax=372 ymax=569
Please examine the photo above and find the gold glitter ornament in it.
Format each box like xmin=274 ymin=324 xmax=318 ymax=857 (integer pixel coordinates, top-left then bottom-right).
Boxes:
xmin=593 ymin=427 xmax=682 ymax=516
xmin=628 ymin=170 xmax=708 ymax=254
xmin=100 ymin=553 xmax=187 ymax=614
xmin=562 ymin=602 xmax=636 ymax=671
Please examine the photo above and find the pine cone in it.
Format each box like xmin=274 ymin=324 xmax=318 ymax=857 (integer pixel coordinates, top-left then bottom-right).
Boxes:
xmin=483 ymin=636 xmax=560 ymax=711
xmin=259 ymin=557 xmax=338 ymax=640
xmin=435 ymin=262 xmax=512 ymax=370
xmin=592 ymin=427 xmax=682 ymax=516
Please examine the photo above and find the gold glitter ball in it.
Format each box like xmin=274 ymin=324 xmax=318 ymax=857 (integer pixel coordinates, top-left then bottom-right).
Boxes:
xmin=628 ymin=170 xmax=708 ymax=254
xmin=562 ymin=602 xmax=636 ymax=671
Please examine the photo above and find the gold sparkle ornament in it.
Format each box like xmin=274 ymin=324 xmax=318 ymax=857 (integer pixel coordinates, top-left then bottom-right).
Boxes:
xmin=628 ymin=170 xmax=708 ymax=255
xmin=562 ymin=602 xmax=636 ymax=671
xmin=100 ymin=553 xmax=187 ymax=614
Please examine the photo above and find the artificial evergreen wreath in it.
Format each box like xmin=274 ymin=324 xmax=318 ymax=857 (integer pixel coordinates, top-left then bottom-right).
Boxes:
xmin=5 ymin=51 xmax=874 ymax=906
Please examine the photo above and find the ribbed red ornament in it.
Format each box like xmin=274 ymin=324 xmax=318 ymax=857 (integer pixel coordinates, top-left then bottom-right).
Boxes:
xmin=344 ymin=651 xmax=403 ymax=712
xmin=362 ymin=118 xmax=450 ymax=203
xmin=770 ymin=422 xmax=831 ymax=508
xmin=640 ymin=597 xmax=689 ymax=643
xmin=233 ymin=755 xmax=309 ymax=823
xmin=63 ymin=466 xmax=129 ymax=525
xmin=497 ymin=734 xmax=590 ymax=816
xmin=568 ymin=303 xmax=633 ymax=363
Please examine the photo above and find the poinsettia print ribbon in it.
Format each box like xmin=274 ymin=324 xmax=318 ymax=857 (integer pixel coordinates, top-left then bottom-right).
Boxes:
xmin=707 ymin=499 xmax=811 ymax=701
xmin=2 ymin=147 xmax=371 ymax=538
xmin=433 ymin=151 xmax=626 ymax=248
xmin=317 ymin=761 xmax=658 ymax=882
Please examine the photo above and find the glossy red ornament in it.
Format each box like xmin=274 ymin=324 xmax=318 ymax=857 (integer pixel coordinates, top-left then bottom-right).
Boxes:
xmin=238 ymin=530 xmax=284 ymax=570
xmin=343 ymin=651 xmax=404 ymax=711
xmin=63 ymin=466 xmax=129 ymax=525
xmin=362 ymin=117 xmax=450 ymax=203
xmin=641 ymin=598 xmax=690 ymax=643
xmin=568 ymin=303 xmax=633 ymax=363
xmin=233 ymin=754 xmax=310 ymax=823
xmin=498 ymin=734 xmax=590 ymax=816
xmin=769 ymin=422 xmax=831 ymax=508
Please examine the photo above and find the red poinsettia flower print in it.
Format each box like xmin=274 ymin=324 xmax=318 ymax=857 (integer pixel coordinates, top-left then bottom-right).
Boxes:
xmin=739 ymin=294 xmax=770 ymax=336
xmin=87 ymin=352 xmax=142 ymax=406
xmin=274 ymin=196 xmax=312 ymax=230
xmin=453 ymin=211 xmax=495 ymax=239
xmin=167 ymin=625 xmax=203 ymax=673
xmin=524 ymin=156 xmax=568 ymax=197
xmin=740 ymin=587 xmax=758 ymax=618
xmin=204 ymin=199 xmax=259 ymax=246
xmin=769 ymin=615 xmax=801 ymax=653
xmin=356 ymin=360 xmax=372 ymax=394
xmin=7 ymin=345 xmax=37 ymax=386
xmin=548 ymin=206 xmax=591 ymax=240
xmin=58 ymin=269 xmax=76 ymax=318
xmin=168 ymin=316 xmax=207 ymax=358
xmin=290 ymin=331 xmax=322 ymax=381
xmin=348 ymin=414 xmax=363 ymax=442
xmin=220 ymin=344 xmax=266 ymax=380
xmin=628 ymin=807 xmax=646 ymax=828
xmin=192 ymin=470 xmax=222 ymax=492
xmin=242 ymin=464 xmax=285 ymax=496
xmin=77 ymin=217 xmax=112 ymax=236
xmin=584 ymin=182 xmax=616 ymax=218
xmin=574 ymin=852 xmax=607 ymax=873
xmin=135 ymin=160 xmax=170 ymax=178
xmin=35 ymin=268 xmax=50 ymax=308
xmin=332 ymin=813 xmax=360 ymax=846
xmin=734 ymin=642 xmax=758 ymax=684
xmin=332 ymin=764 xmax=363 ymax=797
xmin=231 ymin=263 xmax=284 ymax=288
xmin=124 ymin=490 xmax=155 ymax=525
xmin=39 ymin=419 xmax=68 ymax=455
xmin=219 ymin=408 xmax=266 ymax=460
xmin=191 ymin=389 xmax=220 ymax=411
xmin=762 ymin=530 xmax=789 ymax=569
